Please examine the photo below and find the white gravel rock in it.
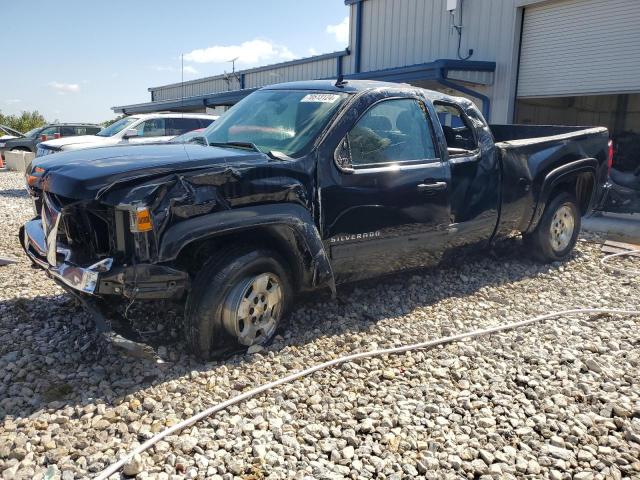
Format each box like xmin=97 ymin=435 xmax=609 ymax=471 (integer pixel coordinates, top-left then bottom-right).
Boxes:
xmin=0 ymin=171 xmax=638 ymax=479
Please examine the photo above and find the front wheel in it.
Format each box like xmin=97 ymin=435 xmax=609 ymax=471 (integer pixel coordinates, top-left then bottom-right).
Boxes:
xmin=524 ymin=191 xmax=581 ymax=263
xmin=184 ymin=247 xmax=293 ymax=359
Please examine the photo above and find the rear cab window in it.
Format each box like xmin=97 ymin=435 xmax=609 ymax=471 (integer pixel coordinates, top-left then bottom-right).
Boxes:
xmin=434 ymin=102 xmax=478 ymax=156
xmin=166 ymin=118 xmax=202 ymax=136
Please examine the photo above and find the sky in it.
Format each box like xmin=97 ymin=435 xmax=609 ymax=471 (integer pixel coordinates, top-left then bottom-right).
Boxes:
xmin=0 ymin=0 xmax=350 ymax=124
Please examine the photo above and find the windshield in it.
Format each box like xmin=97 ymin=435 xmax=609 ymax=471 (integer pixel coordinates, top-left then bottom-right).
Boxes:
xmin=96 ymin=117 xmax=139 ymax=137
xmin=24 ymin=127 xmax=41 ymax=138
xmin=203 ymin=90 xmax=348 ymax=157
xmin=1 ymin=125 xmax=22 ymax=137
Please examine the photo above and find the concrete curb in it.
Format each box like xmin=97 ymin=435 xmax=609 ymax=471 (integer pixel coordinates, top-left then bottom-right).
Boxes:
xmin=583 ymin=213 xmax=640 ymax=243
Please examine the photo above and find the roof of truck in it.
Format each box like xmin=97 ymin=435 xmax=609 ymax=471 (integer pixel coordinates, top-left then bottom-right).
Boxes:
xmin=264 ymin=79 xmax=405 ymax=93
xmin=263 ymin=79 xmax=462 ymax=103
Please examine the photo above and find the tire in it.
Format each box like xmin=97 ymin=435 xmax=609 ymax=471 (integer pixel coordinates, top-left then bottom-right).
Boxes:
xmin=184 ymin=247 xmax=293 ymax=360
xmin=524 ymin=191 xmax=581 ymax=263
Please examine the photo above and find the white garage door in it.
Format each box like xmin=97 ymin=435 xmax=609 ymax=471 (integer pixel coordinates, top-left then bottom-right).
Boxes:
xmin=517 ymin=0 xmax=640 ymax=98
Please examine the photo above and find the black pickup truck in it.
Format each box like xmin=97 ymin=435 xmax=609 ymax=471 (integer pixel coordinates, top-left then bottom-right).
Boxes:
xmin=21 ymin=80 xmax=610 ymax=359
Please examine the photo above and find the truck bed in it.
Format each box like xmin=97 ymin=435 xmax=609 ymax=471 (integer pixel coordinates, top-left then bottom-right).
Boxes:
xmin=489 ymin=124 xmax=610 ymax=238
xmin=490 ymin=124 xmax=603 ymax=143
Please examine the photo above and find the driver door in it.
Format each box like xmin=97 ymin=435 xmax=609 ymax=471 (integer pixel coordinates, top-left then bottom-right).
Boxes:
xmin=319 ymin=95 xmax=451 ymax=283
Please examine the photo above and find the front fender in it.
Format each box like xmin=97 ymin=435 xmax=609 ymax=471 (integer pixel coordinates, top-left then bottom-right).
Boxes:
xmin=157 ymin=203 xmax=335 ymax=295
xmin=526 ymin=158 xmax=598 ymax=233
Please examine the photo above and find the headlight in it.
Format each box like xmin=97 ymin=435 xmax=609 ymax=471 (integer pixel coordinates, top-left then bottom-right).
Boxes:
xmin=0 ymin=143 xmax=6 ymax=148
xmin=26 ymin=167 xmax=45 ymax=187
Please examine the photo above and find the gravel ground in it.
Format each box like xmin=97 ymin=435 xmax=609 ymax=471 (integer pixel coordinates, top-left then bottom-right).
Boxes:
xmin=0 ymin=170 xmax=639 ymax=480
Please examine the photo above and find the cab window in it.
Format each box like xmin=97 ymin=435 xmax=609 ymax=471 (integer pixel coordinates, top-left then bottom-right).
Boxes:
xmin=60 ymin=126 xmax=79 ymax=136
xmin=434 ymin=102 xmax=478 ymax=154
xmin=346 ymin=98 xmax=437 ymax=168
xmin=166 ymin=118 xmax=201 ymax=136
xmin=39 ymin=126 xmax=58 ymax=140
xmin=138 ymin=118 xmax=166 ymax=137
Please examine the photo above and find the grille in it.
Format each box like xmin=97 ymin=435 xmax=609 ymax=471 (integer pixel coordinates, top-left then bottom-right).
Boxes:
xmin=56 ymin=204 xmax=115 ymax=263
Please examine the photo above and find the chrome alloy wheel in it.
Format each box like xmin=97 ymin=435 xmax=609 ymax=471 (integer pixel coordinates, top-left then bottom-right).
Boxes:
xmin=222 ymin=273 xmax=283 ymax=346
xmin=550 ymin=205 xmax=575 ymax=252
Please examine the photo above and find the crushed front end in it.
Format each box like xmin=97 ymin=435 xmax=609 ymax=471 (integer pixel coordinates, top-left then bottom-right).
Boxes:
xmin=21 ymin=187 xmax=189 ymax=303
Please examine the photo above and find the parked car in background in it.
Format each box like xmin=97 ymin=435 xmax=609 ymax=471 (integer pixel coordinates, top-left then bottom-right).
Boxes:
xmin=22 ymin=80 xmax=611 ymax=359
xmin=169 ymin=128 xmax=207 ymax=144
xmin=0 ymin=124 xmax=23 ymax=141
xmin=0 ymin=123 xmax=101 ymax=161
xmin=35 ymin=113 xmax=217 ymax=157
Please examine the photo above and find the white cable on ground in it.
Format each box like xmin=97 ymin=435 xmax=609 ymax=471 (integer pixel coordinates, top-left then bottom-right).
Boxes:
xmin=601 ymin=250 xmax=640 ymax=276
xmin=96 ymin=307 xmax=640 ymax=480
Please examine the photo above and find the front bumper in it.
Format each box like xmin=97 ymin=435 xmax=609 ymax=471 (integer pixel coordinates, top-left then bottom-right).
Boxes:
xmin=21 ymin=219 xmax=113 ymax=294
xmin=20 ymin=218 xmax=189 ymax=299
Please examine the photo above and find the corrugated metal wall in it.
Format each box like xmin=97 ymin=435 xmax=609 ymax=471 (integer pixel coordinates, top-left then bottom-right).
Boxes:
xmin=151 ymin=56 xmax=342 ymax=102
xmin=244 ymin=57 xmax=338 ymax=89
xmin=357 ymin=0 xmax=521 ymax=122
xmin=152 ymin=77 xmax=230 ymax=102
xmin=518 ymin=0 xmax=640 ymax=98
xmin=146 ymin=0 xmax=526 ymax=122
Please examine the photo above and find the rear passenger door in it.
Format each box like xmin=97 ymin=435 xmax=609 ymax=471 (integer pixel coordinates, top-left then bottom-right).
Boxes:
xmin=320 ymin=95 xmax=451 ymax=282
xmin=434 ymin=101 xmax=500 ymax=246
xmin=60 ymin=126 xmax=87 ymax=138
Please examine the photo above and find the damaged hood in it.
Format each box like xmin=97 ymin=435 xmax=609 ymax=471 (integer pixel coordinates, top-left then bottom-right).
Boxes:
xmin=35 ymin=143 xmax=269 ymax=200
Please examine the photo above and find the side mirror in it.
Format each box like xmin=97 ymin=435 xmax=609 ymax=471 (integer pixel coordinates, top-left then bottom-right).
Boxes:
xmin=334 ymin=137 xmax=355 ymax=173
xmin=123 ymin=129 xmax=139 ymax=139
xmin=188 ymin=136 xmax=207 ymax=146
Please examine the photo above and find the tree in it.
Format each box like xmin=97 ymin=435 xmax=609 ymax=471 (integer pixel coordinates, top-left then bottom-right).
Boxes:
xmin=0 ymin=110 xmax=47 ymax=133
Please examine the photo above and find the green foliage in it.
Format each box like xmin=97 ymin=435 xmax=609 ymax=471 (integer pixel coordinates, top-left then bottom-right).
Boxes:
xmin=102 ymin=115 xmax=125 ymax=127
xmin=0 ymin=110 xmax=47 ymax=133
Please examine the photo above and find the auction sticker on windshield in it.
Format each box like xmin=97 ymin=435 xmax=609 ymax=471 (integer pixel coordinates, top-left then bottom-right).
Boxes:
xmin=301 ymin=93 xmax=341 ymax=103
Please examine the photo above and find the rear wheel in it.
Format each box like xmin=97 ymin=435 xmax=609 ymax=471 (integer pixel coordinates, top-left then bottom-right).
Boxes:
xmin=184 ymin=247 xmax=293 ymax=359
xmin=524 ymin=191 xmax=581 ymax=262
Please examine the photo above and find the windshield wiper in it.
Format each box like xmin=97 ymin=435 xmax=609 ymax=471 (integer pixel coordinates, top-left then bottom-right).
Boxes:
xmin=209 ymin=141 xmax=262 ymax=153
xmin=209 ymin=142 xmax=292 ymax=161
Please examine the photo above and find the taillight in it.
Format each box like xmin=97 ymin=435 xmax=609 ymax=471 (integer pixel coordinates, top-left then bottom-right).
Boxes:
xmin=607 ymin=139 xmax=614 ymax=172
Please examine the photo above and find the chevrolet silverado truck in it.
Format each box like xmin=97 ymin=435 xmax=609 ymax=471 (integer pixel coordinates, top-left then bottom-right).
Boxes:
xmin=21 ymin=80 xmax=611 ymax=359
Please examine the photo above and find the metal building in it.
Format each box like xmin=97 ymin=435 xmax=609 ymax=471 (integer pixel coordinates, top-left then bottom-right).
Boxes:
xmin=113 ymin=0 xmax=640 ymax=170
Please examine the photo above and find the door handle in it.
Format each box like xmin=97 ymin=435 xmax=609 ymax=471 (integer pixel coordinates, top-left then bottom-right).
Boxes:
xmin=417 ymin=181 xmax=447 ymax=192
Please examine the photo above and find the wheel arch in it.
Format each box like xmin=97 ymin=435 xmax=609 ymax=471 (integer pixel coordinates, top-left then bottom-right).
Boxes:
xmin=159 ymin=203 xmax=335 ymax=295
xmin=525 ymin=158 xmax=598 ymax=234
